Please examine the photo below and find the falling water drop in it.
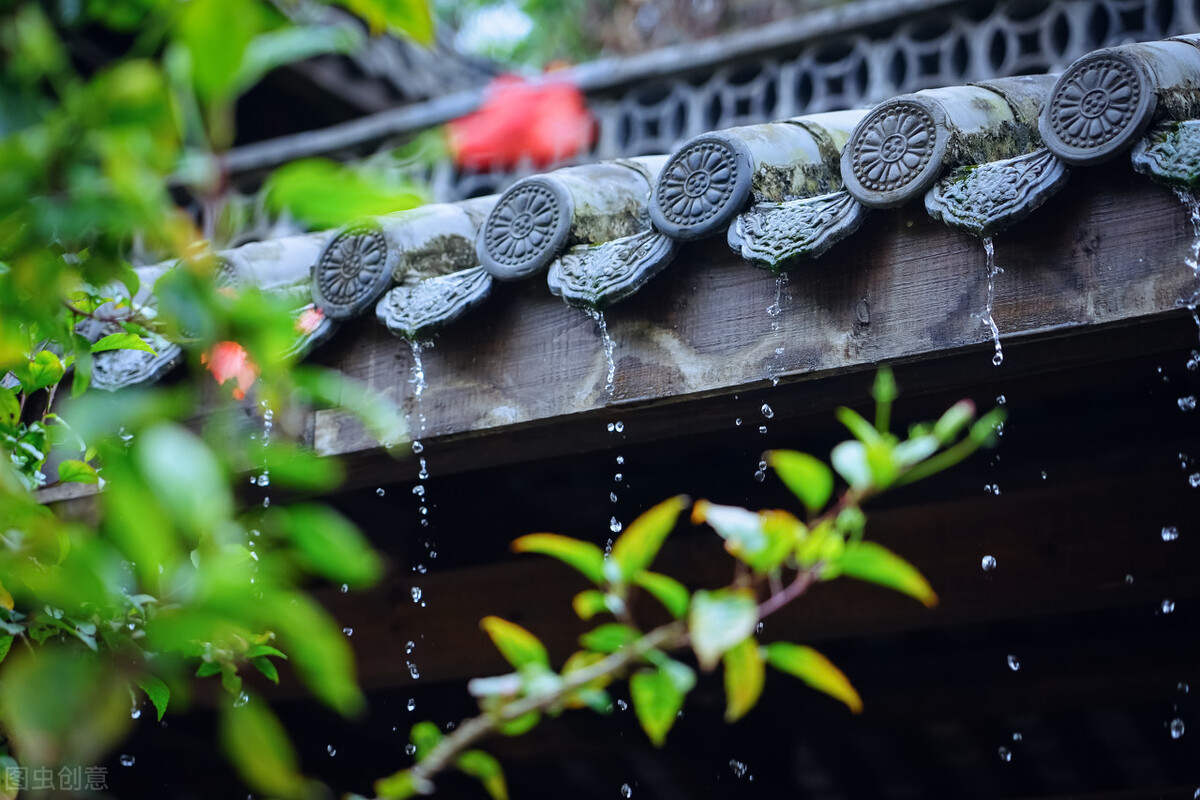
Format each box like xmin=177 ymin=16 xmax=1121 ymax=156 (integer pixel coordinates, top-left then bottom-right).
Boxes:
xmin=233 ymin=691 xmax=249 ymax=708
xmin=1012 ymin=732 xmax=1023 ymax=742
xmin=761 ymin=403 xmax=774 ymax=419
xmin=1162 ymin=526 xmax=1180 ymax=542
xmin=405 ymin=744 xmax=417 ymax=756
xmin=1172 ymin=189 xmax=1200 ymax=341
xmin=729 ymin=760 xmax=748 ymax=778
xmin=1007 ymin=654 xmax=1021 ymax=671
xmin=1162 ymin=599 xmax=1176 ymax=614
xmin=407 ymin=698 xmax=416 ymax=711
xmin=587 ymin=309 xmax=618 ymax=397
xmin=734 ymin=417 xmax=743 ymax=427
xmin=619 ymin=784 xmax=632 ymax=798
xmin=342 ymin=627 xmax=353 ymax=636
xmin=1170 ymin=718 xmax=1186 ymax=739
xmin=131 ymin=707 xmax=142 ymax=720
xmin=610 ymin=517 xmax=623 ymax=533
xmin=326 ymin=745 xmax=337 ymax=757
xmin=998 ymin=746 xmax=1012 ymax=762
xmin=411 ymin=587 xmax=423 ymax=603
xmin=978 ymin=237 xmax=1005 ymax=366
xmin=981 ymin=555 xmax=997 ymax=572
xmin=615 ymin=455 xmax=624 ymax=465
xmin=341 ymin=583 xmax=349 ymax=593
xmin=996 ymin=395 xmax=1006 ymax=404
xmin=119 ymin=755 xmax=135 ymax=767
xmin=609 ymin=491 xmax=618 ymax=503
xmin=753 ymin=460 xmax=767 ymax=482
xmin=1190 ymin=473 xmax=1200 ymax=488
xmin=758 ymin=425 xmax=768 ymax=434
xmin=616 ymin=699 xmax=628 ymax=711
xmin=1188 ymin=350 xmax=1200 ymax=371
xmin=408 ymin=663 xmax=420 ymax=679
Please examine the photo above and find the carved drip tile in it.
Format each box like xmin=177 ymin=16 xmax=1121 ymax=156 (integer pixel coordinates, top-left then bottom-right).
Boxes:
xmin=546 ymin=230 xmax=678 ymax=310
xmin=1131 ymin=119 xmax=1200 ymax=188
xmin=375 ymin=267 xmax=494 ymax=340
xmin=925 ymin=148 xmax=1070 ymax=238
xmin=728 ymin=191 xmax=866 ymax=272
xmin=1041 ymin=41 xmax=1200 ymax=166
xmin=479 ymin=157 xmax=667 ymax=281
xmin=312 ymin=220 xmax=397 ymax=320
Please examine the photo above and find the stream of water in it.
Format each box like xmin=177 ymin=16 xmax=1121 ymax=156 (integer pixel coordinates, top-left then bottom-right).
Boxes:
xmin=978 ymin=237 xmax=1005 ymax=367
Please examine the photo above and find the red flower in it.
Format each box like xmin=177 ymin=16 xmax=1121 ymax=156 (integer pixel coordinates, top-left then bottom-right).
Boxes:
xmin=295 ymin=305 xmax=325 ymax=335
xmin=448 ymin=76 xmax=595 ymax=171
xmin=201 ymin=341 xmax=258 ymax=400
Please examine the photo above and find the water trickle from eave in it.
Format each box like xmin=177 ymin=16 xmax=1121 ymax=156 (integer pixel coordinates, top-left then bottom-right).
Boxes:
xmin=586 ymin=308 xmax=617 ymax=399
xmin=976 ymin=236 xmax=1005 ymax=367
xmin=1172 ymin=189 xmax=1200 ymax=340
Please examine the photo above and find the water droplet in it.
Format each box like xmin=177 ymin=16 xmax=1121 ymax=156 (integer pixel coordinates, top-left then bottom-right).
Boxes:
xmin=616 ymin=699 xmax=628 ymax=711
xmin=996 ymin=395 xmax=1006 ymax=404
xmin=981 ymin=555 xmax=997 ymax=571
xmin=614 ymin=421 xmax=624 ymax=433
xmin=998 ymin=746 xmax=1012 ymax=762
xmin=610 ymin=517 xmax=623 ymax=533
xmin=614 ymin=473 xmax=623 ymax=482
xmin=131 ymin=708 xmax=142 ymax=720
xmin=610 ymin=492 xmax=618 ymax=503
xmin=753 ymin=459 xmax=767 ymax=483
xmin=407 ymin=698 xmax=416 ymax=711
xmin=341 ymin=583 xmax=349 ymax=593
xmin=758 ymin=425 xmax=768 ymax=434
xmin=411 ymin=587 xmax=423 ymax=603
xmin=615 ymin=456 xmax=625 ymax=465
xmin=257 ymin=473 xmax=270 ymax=487
xmin=729 ymin=760 xmax=748 ymax=778
xmin=119 ymin=755 xmax=135 ymax=767
xmin=1012 ymin=732 xmax=1023 ymax=742
xmin=755 ymin=621 xmax=764 ymax=633
xmin=1179 ymin=682 xmax=1190 ymax=694
xmin=1179 ymin=396 xmax=1197 ymax=412
xmin=376 ymin=487 xmax=386 ymax=497
xmin=760 ymin=403 xmax=774 ymax=419
xmin=405 ymin=743 xmax=416 ymax=756
xmin=412 ymin=440 xmax=424 ymax=454
xmin=1162 ymin=599 xmax=1176 ymax=614
xmin=1188 ymin=350 xmax=1200 ymax=371
xmin=233 ymin=691 xmax=249 ymax=708
xmin=408 ymin=662 xmax=420 ymax=679
xmin=607 ymin=422 xmax=615 ymax=432
xmin=1007 ymin=654 xmax=1020 ymax=671
xmin=1190 ymin=473 xmax=1200 ymax=488
xmin=342 ymin=627 xmax=354 ymax=636
xmin=1041 ymin=470 xmax=1048 ymax=480
xmin=262 ymin=497 xmax=270 ymax=509
xmin=1126 ymin=574 xmax=1135 ymax=585
xmin=1170 ymin=718 xmax=1186 ymax=739
xmin=1162 ymin=526 xmax=1180 ymax=542
xmin=619 ymin=784 xmax=632 ymax=798
xmin=327 ymin=745 xmax=337 ymax=757
xmin=406 ymin=640 xmax=415 ymax=654
xmin=734 ymin=417 xmax=743 ymax=426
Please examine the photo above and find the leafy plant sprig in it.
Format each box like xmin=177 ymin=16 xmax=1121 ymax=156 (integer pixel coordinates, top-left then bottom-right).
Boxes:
xmin=369 ymin=370 xmax=1005 ymax=799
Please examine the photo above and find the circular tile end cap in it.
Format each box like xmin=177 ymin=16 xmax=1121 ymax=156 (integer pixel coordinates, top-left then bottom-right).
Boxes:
xmin=842 ymin=98 xmax=948 ymax=208
xmin=1040 ymin=49 xmax=1156 ymax=166
xmin=312 ymin=220 xmax=397 ymax=320
xmin=649 ymin=134 xmax=754 ymax=241
xmin=478 ymin=178 xmax=574 ymax=281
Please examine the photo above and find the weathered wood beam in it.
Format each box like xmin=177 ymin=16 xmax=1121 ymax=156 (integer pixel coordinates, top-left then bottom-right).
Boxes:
xmin=309 ymin=162 xmax=1200 ymax=487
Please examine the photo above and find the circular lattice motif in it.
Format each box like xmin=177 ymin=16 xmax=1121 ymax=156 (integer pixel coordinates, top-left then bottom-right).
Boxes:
xmin=1048 ymin=56 xmax=1140 ymax=150
xmin=655 ymin=140 xmax=740 ymax=226
xmin=314 ymin=222 xmax=391 ymax=319
xmin=482 ymin=183 xmax=564 ymax=273
xmin=849 ymin=102 xmax=937 ymax=193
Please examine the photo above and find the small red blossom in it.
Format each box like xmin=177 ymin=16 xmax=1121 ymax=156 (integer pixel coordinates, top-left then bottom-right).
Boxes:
xmin=448 ymin=76 xmax=595 ymax=171
xmin=295 ymin=305 xmax=325 ymax=335
xmin=201 ymin=341 xmax=258 ymax=400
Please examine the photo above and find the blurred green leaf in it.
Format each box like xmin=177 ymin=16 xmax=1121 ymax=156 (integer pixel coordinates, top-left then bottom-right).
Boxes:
xmin=90 ymin=332 xmax=155 ymax=354
xmin=0 ymin=390 xmax=18 ymax=427
xmin=496 ymin=710 xmax=539 ymax=737
xmin=836 ymin=406 xmax=881 ymax=445
xmin=692 ymin=501 xmax=795 ymax=573
xmin=410 ymin=720 xmax=443 ymax=760
xmin=766 ymin=450 xmax=833 ymax=514
xmin=836 ymin=541 xmax=937 ymax=607
xmin=629 ymin=665 xmax=688 ymax=746
xmin=933 ymin=399 xmax=975 ymax=444
xmin=688 ymin=588 xmax=757 ymax=671
xmin=579 ymin=623 xmax=638 ymax=654
xmin=456 ymin=750 xmax=508 ymax=800
xmin=375 ymin=767 xmax=432 ymax=799
xmin=511 ymin=533 xmax=605 ymax=585
xmin=178 ymin=0 xmax=265 ymax=100
xmin=332 ymin=0 xmax=435 ymax=42
xmin=134 ymin=423 xmax=231 ymax=537
xmin=257 ymin=441 xmax=344 ymax=491
xmin=480 ymin=616 xmax=548 ymax=671
xmin=264 ymin=158 xmax=425 ymax=229
xmin=611 ymin=495 xmax=688 ymax=582
xmin=762 ymin=643 xmax=862 ymax=713
xmin=723 ymin=636 xmax=764 ymax=722
xmin=830 ymin=440 xmax=871 ymax=490
xmin=219 ymin=699 xmax=308 ymax=799
xmin=632 ymin=571 xmax=688 ymax=619
xmin=234 ymin=24 xmax=363 ymax=92
xmin=57 ymin=459 xmax=98 ymax=484
xmin=571 ymin=589 xmax=609 ymax=620
xmin=137 ymin=676 xmax=170 ymax=721
xmin=0 ymin=635 xmax=12 ymax=664
xmin=276 ymin=503 xmax=383 ymax=588
xmin=14 ymin=350 xmax=64 ymax=393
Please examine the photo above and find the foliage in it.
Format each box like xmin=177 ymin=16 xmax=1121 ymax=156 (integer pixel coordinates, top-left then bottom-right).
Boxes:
xmin=372 ymin=370 xmax=1004 ymax=798
xmin=0 ymin=0 xmax=427 ymax=796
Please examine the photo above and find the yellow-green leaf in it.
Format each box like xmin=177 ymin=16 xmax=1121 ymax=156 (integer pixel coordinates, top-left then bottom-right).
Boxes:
xmin=572 ymin=589 xmax=609 ymax=620
xmin=410 ymin=720 xmax=443 ymax=760
xmin=723 ymin=637 xmax=764 ymax=722
xmin=629 ymin=667 xmax=687 ymax=746
xmin=480 ymin=616 xmax=549 ymax=670
xmin=688 ymin=588 xmax=758 ymax=671
xmin=57 ymin=459 xmax=99 ymax=484
xmin=762 ymin=643 xmax=862 ymax=713
xmin=512 ymin=533 xmax=606 ymax=585
xmin=579 ymin=623 xmax=638 ymax=654
xmin=837 ymin=541 xmax=937 ymax=607
xmin=456 ymin=749 xmax=508 ymax=800
xmin=331 ymin=0 xmax=434 ymax=42
xmin=90 ymin=332 xmax=155 ymax=354
xmin=766 ymin=450 xmax=833 ymax=514
xmin=0 ymin=390 xmax=18 ymax=427
xmin=14 ymin=350 xmax=64 ymax=393
xmin=219 ymin=699 xmax=307 ymax=798
xmin=633 ymin=571 xmax=688 ymax=618
xmin=496 ymin=710 xmax=539 ymax=736
xmin=375 ymin=768 xmax=432 ymax=799
xmin=611 ymin=495 xmax=689 ymax=581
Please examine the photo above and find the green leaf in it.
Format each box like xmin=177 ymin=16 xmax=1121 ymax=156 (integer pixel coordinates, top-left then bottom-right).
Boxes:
xmin=629 ymin=666 xmax=687 ymax=746
xmin=276 ymin=504 xmax=383 ymax=588
xmin=14 ymin=350 xmax=64 ymax=393
xmin=375 ymin=768 xmax=431 ymax=799
xmin=893 ymin=434 xmax=939 ymax=467
xmin=0 ymin=635 xmax=12 ymax=664
xmin=633 ymin=571 xmax=688 ymax=618
xmin=723 ymin=637 xmax=764 ymax=722
xmin=836 ymin=406 xmax=882 ymax=445
xmin=511 ymin=533 xmax=605 ymax=585
xmin=496 ymin=710 xmax=540 ymax=736
xmin=933 ymin=399 xmax=975 ymax=444
xmin=245 ymin=644 xmax=288 ymax=660
xmin=766 ymin=450 xmax=834 ymax=514
xmin=456 ymin=750 xmax=508 ymax=800
xmin=196 ymin=661 xmax=222 ymax=678
xmin=836 ymin=541 xmax=937 ymax=607
xmin=234 ymin=25 xmax=363 ymax=93
xmin=0 ymin=389 xmax=18 ymax=427
xmin=688 ymin=588 xmax=758 ymax=671
xmin=219 ymin=700 xmax=308 ymax=799
xmin=579 ymin=623 xmax=638 ymax=654
xmin=265 ymin=159 xmax=426 ymax=229
xmin=178 ymin=0 xmax=264 ymax=99
xmin=611 ymin=495 xmax=688 ymax=582
xmin=137 ymin=676 xmax=170 ymax=721
xmin=480 ymin=616 xmax=549 ymax=670
xmin=762 ymin=643 xmax=862 ymax=713
xmin=410 ymin=720 xmax=443 ymax=760
xmin=253 ymin=656 xmax=280 ymax=684
xmin=571 ymin=589 xmax=609 ymax=620
xmin=71 ymin=334 xmax=93 ymax=397
xmin=830 ymin=440 xmax=871 ymax=490
xmin=220 ymin=665 xmax=242 ymax=697
xmin=331 ymin=0 xmax=435 ymax=42
xmin=134 ymin=423 xmax=231 ymax=538
xmin=57 ymin=459 xmax=99 ymax=484
xmin=90 ymin=332 xmax=155 ymax=354
xmin=692 ymin=501 xmax=797 ymax=573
